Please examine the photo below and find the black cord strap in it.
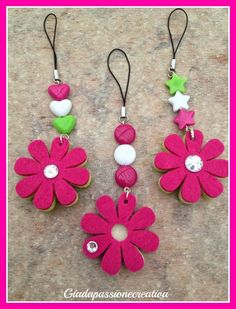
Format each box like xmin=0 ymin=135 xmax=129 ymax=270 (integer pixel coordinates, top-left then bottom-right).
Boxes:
xmin=107 ymin=48 xmax=131 ymax=107
xmin=43 ymin=13 xmax=58 ymax=70
xmin=167 ymin=8 xmax=188 ymax=59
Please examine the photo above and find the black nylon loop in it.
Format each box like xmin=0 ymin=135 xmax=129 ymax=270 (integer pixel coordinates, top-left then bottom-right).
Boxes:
xmin=107 ymin=48 xmax=131 ymax=107
xmin=167 ymin=8 xmax=188 ymax=59
xmin=43 ymin=13 xmax=58 ymax=70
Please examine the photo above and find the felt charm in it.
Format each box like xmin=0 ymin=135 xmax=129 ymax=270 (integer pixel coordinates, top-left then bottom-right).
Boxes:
xmin=48 ymin=83 xmax=70 ymax=100
xmin=115 ymin=165 xmax=138 ymax=188
xmin=153 ymin=130 xmax=228 ymax=204
xmin=14 ymin=137 xmax=91 ymax=211
xmin=174 ymin=109 xmax=195 ymax=130
xmin=165 ymin=73 xmax=187 ymax=95
xmin=168 ymin=91 xmax=190 ymax=112
xmin=52 ymin=115 xmax=76 ymax=134
xmin=114 ymin=123 xmax=136 ymax=144
xmin=81 ymin=193 xmax=159 ymax=275
xmin=49 ymin=99 xmax=72 ymax=117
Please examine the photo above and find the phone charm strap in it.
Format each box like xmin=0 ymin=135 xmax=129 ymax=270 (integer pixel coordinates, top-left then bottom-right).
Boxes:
xmin=154 ymin=8 xmax=228 ymax=204
xmin=14 ymin=13 xmax=91 ymax=211
xmin=80 ymin=49 xmax=159 ymax=276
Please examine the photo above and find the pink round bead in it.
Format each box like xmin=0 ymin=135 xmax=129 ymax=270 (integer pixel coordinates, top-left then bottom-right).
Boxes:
xmin=48 ymin=83 xmax=70 ymax=101
xmin=115 ymin=165 xmax=138 ymax=188
xmin=114 ymin=124 xmax=136 ymax=144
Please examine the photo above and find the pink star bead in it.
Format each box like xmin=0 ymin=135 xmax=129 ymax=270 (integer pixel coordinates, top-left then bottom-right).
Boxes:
xmin=174 ymin=109 xmax=195 ymax=130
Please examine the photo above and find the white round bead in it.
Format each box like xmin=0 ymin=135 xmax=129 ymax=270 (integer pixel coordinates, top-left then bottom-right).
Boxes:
xmin=185 ymin=155 xmax=203 ymax=173
xmin=44 ymin=164 xmax=59 ymax=179
xmin=114 ymin=144 xmax=136 ymax=165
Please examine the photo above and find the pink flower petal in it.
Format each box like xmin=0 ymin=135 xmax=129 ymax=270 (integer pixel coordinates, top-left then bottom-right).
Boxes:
xmin=200 ymin=139 xmax=224 ymax=160
xmin=164 ymin=134 xmax=188 ymax=157
xmin=96 ymin=195 xmax=117 ymax=223
xmin=62 ymin=167 xmax=90 ymax=187
xmin=118 ymin=193 xmax=136 ymax=223
xmin=61 ymin=147 xmax=88 ymax=168
xmin=50 ymin=137 xmax=69 ymax=161
xmin=33 ymin=181 xmax=54 ymax=210
xmin=80 ymin=213 xmax=111 ymax=234
xmin=122 ymin=242 xmax=144 ymax=272
xmin=159 ymin=168 xmax=186 ymax=192
xmin=28 ymin=140 xmax=49 ymax=163
xmin=130 ymin=230 xmax=159 ymax=252
xmin=16 ymin=175 xmax=43 ymax=198
xmin=101 ymin=242 xmax=121 ymax=275
xmin=82 ymin=234 xmax=112 ymax=259
xmin=185 ymin=129 xmax=203 ymax=154
xmin=180 ymin=173 xmax=201 ymax=203
xmin=14 ymin=157 xmax=41 ymax=176
xmin=128 ymin=207 xmax=156 ymax=230
xmin=205 ymin=159 xmax=228 ymax=178
xmin=154 ymin=152 xmax=182 ymax=171
xmin=198 ymin=171 xmax=224 ymax=198
xmin=54 ymin=179 xmax=78 ymax=206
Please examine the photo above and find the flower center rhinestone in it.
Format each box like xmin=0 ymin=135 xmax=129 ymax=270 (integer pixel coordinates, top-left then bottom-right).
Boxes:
xmin=111 ymin=224 xmax=128 ymax=241
xmin=185 ymin=155 xmax=203 ymax=173
xmin=87 ymin=241 xmax=98 ymax=253
xmin=43 ymin=164 xmax=59 ymax=179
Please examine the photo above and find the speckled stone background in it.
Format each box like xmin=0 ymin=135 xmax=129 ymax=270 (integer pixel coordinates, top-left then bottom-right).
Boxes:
xmin=8 ymin=8 xmax=228 ymax=302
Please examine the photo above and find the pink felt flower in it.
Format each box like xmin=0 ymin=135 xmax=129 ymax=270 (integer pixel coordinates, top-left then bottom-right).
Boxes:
xmin=81 ymin=193 xmax=159 ymax=276
xmin=154 ymin=130 xmax=228 ymax=204
xmin=14 ymin=137 xmax=91 ymax=211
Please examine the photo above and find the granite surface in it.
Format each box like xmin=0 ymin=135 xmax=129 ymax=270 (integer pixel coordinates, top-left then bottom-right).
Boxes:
xmin=8 ymin=8 xmax=228 ymax=302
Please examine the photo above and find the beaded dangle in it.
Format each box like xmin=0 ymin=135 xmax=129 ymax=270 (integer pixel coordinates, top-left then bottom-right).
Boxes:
xmin=14 ymin=14 xmax=91 ymax=211
xmin=80 ymin=49 xmax=159 ymax=275
xmin=153 ymin=9 xmax=228 ymax=204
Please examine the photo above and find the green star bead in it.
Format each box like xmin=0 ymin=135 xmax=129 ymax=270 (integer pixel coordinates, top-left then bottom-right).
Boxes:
xmin=165 ymin=73 xmax=187 ymax=95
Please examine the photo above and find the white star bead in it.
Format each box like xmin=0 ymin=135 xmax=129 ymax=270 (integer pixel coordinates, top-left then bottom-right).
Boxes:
xmin=168 ymin=91 xmax=190 ymax=112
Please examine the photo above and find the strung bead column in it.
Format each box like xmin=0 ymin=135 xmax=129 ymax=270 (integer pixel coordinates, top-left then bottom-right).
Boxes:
xmin=44 ymin=14 xmax=76 ymax=135
xmin=114 ymin=123 xmax=137 ymax=188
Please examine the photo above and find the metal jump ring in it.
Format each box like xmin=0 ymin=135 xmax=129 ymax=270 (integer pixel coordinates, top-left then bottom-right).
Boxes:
xmin=119 ymin=116 xmax=129 ymax=124
xmin=124 ymin=187 xmax=131 ymax=200
xmin=59 ymin=134 xmax=70 ymax=144
xmin=186 ymin=125 xmax=195 ymax=140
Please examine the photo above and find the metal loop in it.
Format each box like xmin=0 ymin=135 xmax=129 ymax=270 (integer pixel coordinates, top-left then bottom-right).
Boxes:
xmin=186 ymin=125 xmax=195 ymax=140
xmin=53 ymin=78 xmax=62 ymax=84
xmin=59 ymin=134 xmax=70 ymax=144
xmin=168 ymin=68 xmax=175 ymax=79
xmin=124 ymin=187 xmax=131 ymax=200
xmin=119 ymin=116 xmax=129 ymax=124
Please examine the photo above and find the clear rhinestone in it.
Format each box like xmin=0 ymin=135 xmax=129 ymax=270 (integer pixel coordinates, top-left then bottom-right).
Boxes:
xmin=43 ymin=164 xmax=59 ymax=179
xmin=185 ymin=155 xmax=203 ymax=173
xmin=87 ymin=241 xmax=98 ymax=253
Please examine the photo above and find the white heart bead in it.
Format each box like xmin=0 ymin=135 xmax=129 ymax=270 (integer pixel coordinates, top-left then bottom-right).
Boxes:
xmin=114 ymin=144 xmax=136 ymax=165
xmin=49 ymin=99 xmax=72 ymax=117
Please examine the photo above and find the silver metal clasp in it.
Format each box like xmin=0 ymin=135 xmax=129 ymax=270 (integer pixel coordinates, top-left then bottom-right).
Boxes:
xmin=119 ymin=106 xmax=128 ymax=124
xmin=53 ymin=69 xmax=62 ymax=84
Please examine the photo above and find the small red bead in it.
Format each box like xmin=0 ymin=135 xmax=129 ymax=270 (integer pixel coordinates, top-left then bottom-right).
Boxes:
xmin=114 ymin=124 xmax=136 ymax=144
xmin=115 ymin=165 xmax=138 ymax=188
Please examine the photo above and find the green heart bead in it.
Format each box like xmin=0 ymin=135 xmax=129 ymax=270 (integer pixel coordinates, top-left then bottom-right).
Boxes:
xmin=52 ymin=115 xmax=76 ymax=134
